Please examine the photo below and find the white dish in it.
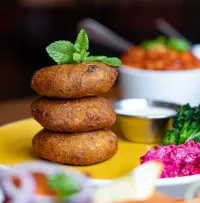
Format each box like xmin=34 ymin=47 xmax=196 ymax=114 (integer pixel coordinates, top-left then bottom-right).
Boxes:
xmin=119 ymin=65 xmax=200 ymax=106
xmin=0 ymin=164 xmax=11 ymax=172
xmin=91 ymin=173 xmax=200 ymax=199
xmin=1 ymin=164 xmax=199 ymax=199
xmin=0 ymin=165 xmax=10 ymax=202
xmin=91 ymin=173 xmax=200 ymax=187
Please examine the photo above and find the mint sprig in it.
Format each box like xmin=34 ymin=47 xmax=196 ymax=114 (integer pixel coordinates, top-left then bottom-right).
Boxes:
xmin=46 ymin=29 xmax=122 ymax=67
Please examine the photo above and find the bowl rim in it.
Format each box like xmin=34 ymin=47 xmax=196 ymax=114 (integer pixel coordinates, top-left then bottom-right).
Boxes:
xmin=119 ymin=65 xmax=200 ymax=76
xmin=91 ymin=173 xmax=200 ymax=187
xmin=156 ymin=174 xmax=200 ymax=186
xmin=112 ymin=98 xmax=180 ymax=119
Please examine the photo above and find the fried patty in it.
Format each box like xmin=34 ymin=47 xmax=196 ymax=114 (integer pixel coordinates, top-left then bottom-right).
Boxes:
xmin=32 ymin=129 xmax=118 ymax=165
xmin=31 ymin=62 xmax=118 ymax=99
xmin=31 ymin=96 xmax=116 ymax=133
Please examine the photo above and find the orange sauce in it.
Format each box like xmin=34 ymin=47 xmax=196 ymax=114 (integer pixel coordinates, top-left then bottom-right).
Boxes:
xmin=121 ymin=46 xmax=200 ymax=71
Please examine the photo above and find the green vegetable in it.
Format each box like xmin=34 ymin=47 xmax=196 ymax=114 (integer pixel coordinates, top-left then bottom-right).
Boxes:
xmin=155 ymin=36 xmax=167 ymax=44
xmin=46 ymin=29 xmax=122 ymax=67
xmin=193 ymin=136 xmax=200 ymax=143
xmin=172 ymin=104 xmax=195 ymax=130
xmin=140 ymin=40 xmax=157 ymax=50
xmin=140 ymin=36 xmax=190 ymax=52
xmin=167 ymin=38 xmax=190 ymax=52
xmin=161 ymin=129 xmax=180 ymax=146
xmin=161 ymin=104 xmax=200 ymax=146
xmin=48 ymin=173 xmax=80 ymax=199
xmin=140 ymin=36 xmax=167 ymax=50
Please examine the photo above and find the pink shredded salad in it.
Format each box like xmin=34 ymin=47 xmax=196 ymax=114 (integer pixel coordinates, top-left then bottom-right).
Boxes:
xmin=140 ymin=140 xmax=200 ymax=178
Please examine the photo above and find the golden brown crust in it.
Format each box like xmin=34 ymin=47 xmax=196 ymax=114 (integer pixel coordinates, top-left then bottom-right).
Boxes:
xmin=32 ymin=129 xmax=118 ymax=165
xmin=31 ymin=62 xmax=118 ymax=99
xmin=31 ymin=96 xmax=116 ymax=133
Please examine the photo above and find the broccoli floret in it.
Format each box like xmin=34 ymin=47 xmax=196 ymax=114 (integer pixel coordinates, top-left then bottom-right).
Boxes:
xmin=161 ymin=129 xmax=180 ymax=146
xmin=194 ymin=136 xmax=200 ymax=143
xmin=161 ymin=104 xmax=200 ymax=145
xmin=172 ymin=104 xmax=194 ymax=130
xmin=178 ymin=121 xmax=200 ymax=144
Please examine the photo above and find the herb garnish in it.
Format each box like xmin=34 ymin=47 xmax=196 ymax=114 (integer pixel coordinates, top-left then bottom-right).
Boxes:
xmin=48 ymin=173 xmax=80 ymax=199
xmin=46 ymin=29 xmax=122 ymax=67
xmin=161 ymin=104 xmax=200 ymax=146
xmin=140 ymin=36 xmax=190 ymax=52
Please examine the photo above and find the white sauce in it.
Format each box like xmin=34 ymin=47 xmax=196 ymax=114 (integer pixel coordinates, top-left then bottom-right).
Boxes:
xmin=116 ymin=106 xmax=176 ymax=118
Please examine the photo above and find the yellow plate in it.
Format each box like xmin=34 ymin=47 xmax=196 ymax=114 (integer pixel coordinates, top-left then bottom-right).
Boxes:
xmin=0 ymin=118 xmax=155 ymax=179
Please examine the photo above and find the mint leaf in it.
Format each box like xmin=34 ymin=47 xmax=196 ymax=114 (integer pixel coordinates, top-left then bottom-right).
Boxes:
xmin=48 ymin=173 xmax=80 ymax=199
xmin=46 ymin=41 xmax=75 ymax=64
xmin=82 ymin=51 xmax=90 ymax=60
xmin=84 ymin=56 xmax=107 ymax=62
xmin=84 ymin=56 xmax=122 ymax=66
xmin=73 ymin=53 xmax=82 ymax=62
xmin=101 ymin=57 xmax=122 ymax=66
xmin=74 ymin=30 xmax=90 ymax=63
xmin=73 ymin=52 xmax=90 ymax=63
xmin=75 ymin=29 xmax=89 ymax=54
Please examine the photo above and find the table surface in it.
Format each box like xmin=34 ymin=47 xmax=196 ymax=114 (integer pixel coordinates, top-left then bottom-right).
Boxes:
xmin=0 ymin=85 xmax=120 ymax=126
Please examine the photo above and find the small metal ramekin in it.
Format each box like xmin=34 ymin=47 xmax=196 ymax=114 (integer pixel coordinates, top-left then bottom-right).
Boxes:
xmin=112 ymin=98 xmax=180 ymax=144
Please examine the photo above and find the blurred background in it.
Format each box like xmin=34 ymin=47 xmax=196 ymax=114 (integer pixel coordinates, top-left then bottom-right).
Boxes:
xmin=1 ymin=0 xmax=200 ymax=100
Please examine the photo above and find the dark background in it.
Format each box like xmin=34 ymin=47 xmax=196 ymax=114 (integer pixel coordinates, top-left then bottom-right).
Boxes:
xmin=1 ymin=0 xmax=200 ymax=100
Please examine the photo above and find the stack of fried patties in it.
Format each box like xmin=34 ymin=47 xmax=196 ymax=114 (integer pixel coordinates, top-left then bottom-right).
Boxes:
xmin=31 ymin=62 xmax=118 ymax=166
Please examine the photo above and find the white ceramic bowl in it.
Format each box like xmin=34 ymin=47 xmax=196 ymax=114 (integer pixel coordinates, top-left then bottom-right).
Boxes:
xmin=1 ymin=164 xmax=200 ymax=199
xmin=92 ymin=174 xmax=200 ymax=199
xmin=156 ymin=174 xmax=200 ymax=198
xmin=119 ymin=65 xmax=200 ymax=106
